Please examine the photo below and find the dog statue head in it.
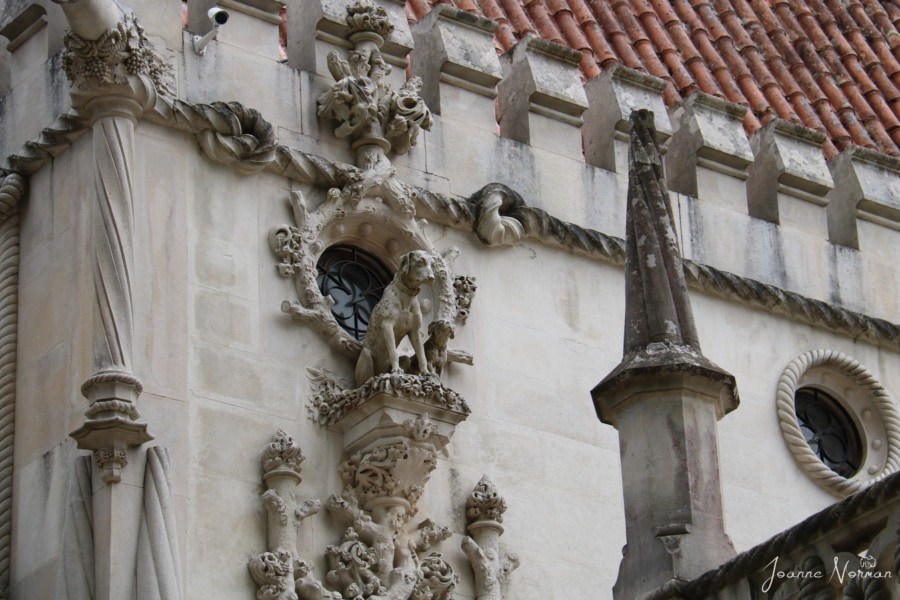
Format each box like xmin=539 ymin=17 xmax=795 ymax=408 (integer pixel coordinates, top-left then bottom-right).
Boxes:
xmin=428 ymin=319 xmax=455 ymax=342
xmin=398 ymin=250 xmax=435 ymax=291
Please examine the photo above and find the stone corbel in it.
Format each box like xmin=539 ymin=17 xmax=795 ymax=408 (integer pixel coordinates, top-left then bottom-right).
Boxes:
xmin=249 ymin=430 xmax=337 ymax=600
xmin=462 ymin=476 xmax=519 ymax=600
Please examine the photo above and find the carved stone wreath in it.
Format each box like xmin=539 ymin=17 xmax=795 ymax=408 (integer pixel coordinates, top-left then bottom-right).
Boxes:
xmin=776 ymin=349 xmax=900 ymax=496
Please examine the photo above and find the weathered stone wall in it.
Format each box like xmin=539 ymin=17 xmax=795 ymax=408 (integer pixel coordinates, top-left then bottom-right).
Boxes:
xmin=2 ymin=1 xmax=899 ymax=599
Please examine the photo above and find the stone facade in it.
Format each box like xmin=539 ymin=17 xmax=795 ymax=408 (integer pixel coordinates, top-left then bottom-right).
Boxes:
xmin=1 ymin=1 xmax=899 ymax=599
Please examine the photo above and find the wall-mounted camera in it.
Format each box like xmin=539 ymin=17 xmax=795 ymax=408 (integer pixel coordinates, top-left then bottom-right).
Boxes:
xmin=192 ymin=7 xmax=230 ymax=55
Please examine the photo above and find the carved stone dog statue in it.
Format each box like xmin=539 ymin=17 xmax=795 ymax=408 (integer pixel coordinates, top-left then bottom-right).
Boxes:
xmin=400 ymin=319 xmax=454 ymax=378
xmin=356 ymin=250 xmax=435 ymax=386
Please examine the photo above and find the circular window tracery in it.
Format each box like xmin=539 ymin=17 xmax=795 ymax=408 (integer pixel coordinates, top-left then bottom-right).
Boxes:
xmin=316 ymin=245 xmax=392 ymax=341
xmin=794 ymin=387 xmax=862 ymax=478
xmin=777 ymin=350 xmax=900 ymax=497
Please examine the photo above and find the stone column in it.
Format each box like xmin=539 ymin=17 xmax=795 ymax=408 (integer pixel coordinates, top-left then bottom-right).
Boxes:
xmin=592 ymin=110 xmax=739 ymax=599
xmin=69 ymin=76 xmax=156 ymax=485
xmin=52 ymin=3 xmax=173 ymax=598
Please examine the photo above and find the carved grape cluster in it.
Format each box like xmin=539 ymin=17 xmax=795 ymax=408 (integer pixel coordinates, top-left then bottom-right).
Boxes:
xmin=61 ymin=14 xmax=174 ymax=95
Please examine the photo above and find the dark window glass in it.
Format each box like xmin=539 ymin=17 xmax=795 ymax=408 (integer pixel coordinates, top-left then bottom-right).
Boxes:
xmin=316 ymin=245 xmax=391 ymax=341
xmin=795 ymin=387 xmax=862 ymax=478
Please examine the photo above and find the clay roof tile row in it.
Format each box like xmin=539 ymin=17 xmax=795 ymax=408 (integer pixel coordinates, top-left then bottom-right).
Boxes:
xmin=410 ymin=0 xmax=900 ymax=159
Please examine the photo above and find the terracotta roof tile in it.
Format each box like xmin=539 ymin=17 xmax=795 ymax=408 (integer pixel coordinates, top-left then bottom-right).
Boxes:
xmin=407 ymin=0 xmax=900 ymax=158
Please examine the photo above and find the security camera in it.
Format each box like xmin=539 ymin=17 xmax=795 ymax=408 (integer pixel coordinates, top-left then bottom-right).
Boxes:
xmin=193 ymin=7 xmax=230 ymax=55
xmin=208 ymin=7 xmax=229 ymax=26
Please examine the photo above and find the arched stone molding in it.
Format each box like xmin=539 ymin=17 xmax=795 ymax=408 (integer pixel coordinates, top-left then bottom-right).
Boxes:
xmin=777 ymin=349 xmax=900 ymax=497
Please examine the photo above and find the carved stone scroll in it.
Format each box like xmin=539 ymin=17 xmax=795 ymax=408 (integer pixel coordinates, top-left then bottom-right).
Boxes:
xmin=462 ymin=476 xmax=519 ymax=600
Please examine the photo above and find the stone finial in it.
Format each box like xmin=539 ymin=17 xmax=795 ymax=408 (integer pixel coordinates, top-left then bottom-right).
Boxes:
xmin=624 ymin=109 xmax=700 ymax=354
xmin=593 ymin=110 xmax=738 ymax=424
xmin=318 ymin=2 xmax=432 ymax=170
xmin=250 ymin=431 xmax=332 ymax=600
xmin=462 ymin=476 xmax=519 ymax=600
xmin=262 ymin=429 xmax=306 ymax=482
xmin=592 ymin=110 xmax=738 ymax=599
xmin=466 ymin=475 xmax=508 ymax=525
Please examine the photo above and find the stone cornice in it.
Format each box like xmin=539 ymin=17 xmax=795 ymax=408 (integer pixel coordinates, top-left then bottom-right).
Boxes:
xmin=2 ymin=102 xmax=899 ymax=352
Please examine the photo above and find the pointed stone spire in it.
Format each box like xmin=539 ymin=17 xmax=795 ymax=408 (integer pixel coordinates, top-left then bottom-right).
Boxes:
xmin=593 ymin=110 xmax=738 ymax=424
xmin=592 ymin=110 xmax=739 ymax=599
xmin=623 ymin=109 xmax=699 ymax=353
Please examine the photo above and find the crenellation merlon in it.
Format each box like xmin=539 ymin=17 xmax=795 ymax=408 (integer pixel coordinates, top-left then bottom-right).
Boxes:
xmin=747 ymin=119 xmax=833 ymax=235
xmin=497 ymin=34 xmax=588 ymax=159
xmin=583 ymin=64 xmax=671 ymax=173
xmin=285 ymin=0 xmax=346 ymax=74
xmin=410 ymin=5 xmax=501 ymax=131
xmin=376 ymin=0 xmax=414 ymax=69
xmin=826 ymin=146 xmax=900 ymax=250
xmin=0 ymin=3 xmax=53 ymax=93
xmin=666 ymin=92 xmax=753 ymax=212
xmin=287 ymin=0 xmax=410 ymax=84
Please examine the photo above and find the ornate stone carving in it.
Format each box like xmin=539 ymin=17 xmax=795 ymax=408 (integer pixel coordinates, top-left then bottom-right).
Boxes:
xmin=269 ymin=189 xmax=474 ymax=374
xmin=60 ymin=11 xmax=174 ymax=96
xmin=777 ymin=349 xmax=900 ymax=497
xmin=308 ymin=371 xmax=470 ymax=428
xmin=462 ymin=477 xmax=519 ymax=600
xmin=322 ymin=415 xmax=459 ymax=599
xmin=250 ymin=431 xmax=336 ymax=600
xmin=356 ymin=250 xmax=434 ymax=386
xmin=319 ymin=0 xmax=431 ymax=169
xmin=452 ymin=276 xmax=477 ymax=325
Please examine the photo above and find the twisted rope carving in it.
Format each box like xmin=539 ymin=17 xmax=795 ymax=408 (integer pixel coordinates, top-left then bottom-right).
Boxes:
xmin=1 ymin=114 xmax=89 ymax=176
xmin=5 ymin=101 xmax=899 ymax=352
xmin=674 ymin=471 xmax=900 ymax=598
xmin=683 ymin=261 xmax=900 ymax=349
xmin=0 ymin=174 xmax=23 ymax=598
xmin=417 ymin=183 xmax=899 ymax=350
xmin=776 ymin=350 xmax=900 ymax=497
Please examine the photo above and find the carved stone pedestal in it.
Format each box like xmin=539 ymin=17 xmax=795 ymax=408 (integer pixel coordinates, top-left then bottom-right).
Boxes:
xmin=314 ymin=373 xmax=469 ymax=600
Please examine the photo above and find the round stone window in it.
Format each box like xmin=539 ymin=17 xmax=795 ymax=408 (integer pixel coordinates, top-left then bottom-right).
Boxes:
xmin=794 ymin=387 xmax=862 ymax=478
xmin=777 ymin=350 xmax=900 ymax=496
xmin=316 ymin=245 xmax=391 ymax=341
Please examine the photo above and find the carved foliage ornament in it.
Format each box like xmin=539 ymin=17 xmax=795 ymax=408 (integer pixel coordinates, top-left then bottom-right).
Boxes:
xmin=318 ymin=0 xmax=431 ymax=164
xmin=61 ymin=12 xmax=174 ymax=95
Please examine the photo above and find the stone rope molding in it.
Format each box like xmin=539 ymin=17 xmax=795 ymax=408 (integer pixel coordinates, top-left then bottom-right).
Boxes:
xmin=3 ymin=102 xmax=900 ymax=352
xmin=640 ymin=470 xmax=900 ymax=600
xmin=0 ymin=172 xmax=24 ymax=598
xmin=776 ymin=349 xmax=900 ymax=497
